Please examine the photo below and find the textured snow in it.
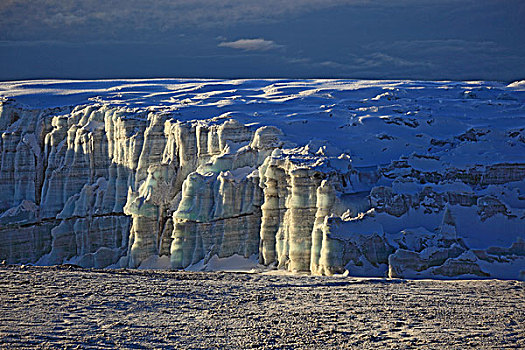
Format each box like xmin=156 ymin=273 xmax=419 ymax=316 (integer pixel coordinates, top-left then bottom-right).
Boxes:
xmin=0 ymin=265 xmax=523 ymax=349
xmin=1 ymin=79 xmax=524 ymax=167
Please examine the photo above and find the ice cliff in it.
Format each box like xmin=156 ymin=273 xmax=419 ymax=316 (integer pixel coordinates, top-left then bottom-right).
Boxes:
xmin=1 ymin=79 xmax=524 ymax=279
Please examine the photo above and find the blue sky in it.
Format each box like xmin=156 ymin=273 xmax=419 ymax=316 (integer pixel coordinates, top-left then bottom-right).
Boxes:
xmin=0 ymin=0 xmax=524 ymax=81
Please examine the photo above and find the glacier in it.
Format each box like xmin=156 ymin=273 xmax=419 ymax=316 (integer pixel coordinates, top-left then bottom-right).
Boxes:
xmin=0 ymin=79 xmax=524 ymax=279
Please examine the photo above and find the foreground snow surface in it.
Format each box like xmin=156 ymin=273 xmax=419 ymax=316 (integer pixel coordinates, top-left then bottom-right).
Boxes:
xmin=0 ymin=265 xmax=523 ymax=349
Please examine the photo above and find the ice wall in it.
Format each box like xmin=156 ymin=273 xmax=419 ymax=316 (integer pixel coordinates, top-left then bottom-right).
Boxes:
xmin=0 ymin=102 xmax=284 ymax=270
xmin=1 ymin=79 xmax=524 ymax=280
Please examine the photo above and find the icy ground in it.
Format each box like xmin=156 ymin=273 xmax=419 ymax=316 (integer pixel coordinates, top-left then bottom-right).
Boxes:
xmin=0 ymin=265 xmax=523 ymax=349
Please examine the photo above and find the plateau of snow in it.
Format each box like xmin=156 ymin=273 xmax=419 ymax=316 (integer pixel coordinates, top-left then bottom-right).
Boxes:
xmin=0 ymin=79 xmax=524 ymax=279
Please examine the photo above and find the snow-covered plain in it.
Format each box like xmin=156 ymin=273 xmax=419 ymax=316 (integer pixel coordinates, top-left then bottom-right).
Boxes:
xmin=0 ymin=79 xmax=524 ymax=279
xmin=0 ymin=264 xmax=523 ymax=349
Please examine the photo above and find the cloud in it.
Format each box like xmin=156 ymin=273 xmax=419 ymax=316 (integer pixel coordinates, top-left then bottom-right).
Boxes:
xmin=218 ymin=38 xmax=282 ymax=52
xmin=314 ymin=52 xmax=432 ymax=73
xmin=0 ymin=0 xmax=356 ymax=41
xmin=358 ymin=40 xmax=521 ymax=78
xmin=0 ymin=0 xmax=523 ymax=80
xmin=42 ymin=13 xmax=86 ymax=27
xmin=363 ymin=39 xmax=504 ymax=56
